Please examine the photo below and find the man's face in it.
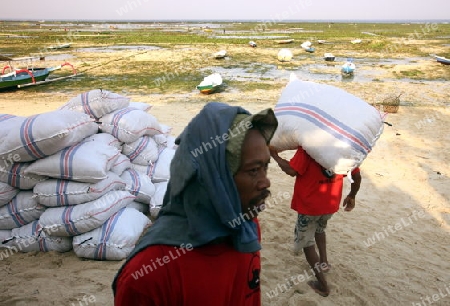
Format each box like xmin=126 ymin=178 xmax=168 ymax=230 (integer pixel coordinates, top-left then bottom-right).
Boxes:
xmin=234 ymin=129 xmax=271 ymax=220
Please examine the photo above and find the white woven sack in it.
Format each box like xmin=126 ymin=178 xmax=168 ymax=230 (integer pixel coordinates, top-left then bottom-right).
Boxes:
xmin=120 ymin=169 xmax=155 ymax=204
xmin=110 ymin=154 xmax=131 ymax=176
xmin=0 ymin=191 xmax=45 ymax=230
xmin=2 ymin=220 xmax=72 ymax=253
xmin=0 ymin=162 xmax=48 ymax=190
xmin=0 ymin=110 xmax=99 ymax=163
xmin=150 ymin=181 xmax=168 ymax=218
xmin=151 ymin=148 xmax=176 ymax=183
xmin=153 ymin=134 xmax=177 ymax=150
xmin=83 ymin=133 xmax=123 ymax=151
xmin=60 ymin=89 xmax=130 ymax=120
xmin=34 ymin=172 xmax=126 ymax=207
xmin=0 ymin=229 xmax=12 ymax=248
xmin=122 ymin=136 xmax=159 ymax=166
xmin=73 ymin=207 xmax=151 ymax=260
xmin=0 ymin=114 xmax=24 ymax=147
xmin=25 ymin=141 xmax=121 ymax=183
xmin=271 ymin=76 xmax=384 ymax=174
xmin=39 ymin=190 xmax=135 ymax=237
xmin=129 ymin=102 xmax=152 ymax=112
xmin=0 ymin=182 xmax=19 ymax=207
xmin=100 ymin=107 xmax=163 ymax=143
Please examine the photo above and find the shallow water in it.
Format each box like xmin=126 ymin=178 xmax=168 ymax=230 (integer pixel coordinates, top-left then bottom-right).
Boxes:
xmin=200 ymin=55 xmax=443 ymax=84
xmin=75 ymin=45 xmax=161 ymax=53
xmin=212 ymin=35 xmax=291 ymax=39
xmin=43 ymin=54 xmax=75 ymax=61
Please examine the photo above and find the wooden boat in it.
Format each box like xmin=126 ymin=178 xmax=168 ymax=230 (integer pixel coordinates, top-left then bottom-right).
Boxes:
xmin=196 ymin=73 xmax=223 ymax=94
xmin=275 ymin=39 xmax=294 ymax=44
xmin=435 ymin=56 xmax=450 ymax=65
xmin=324 ymin=53 xmax=335 ymax=61
xmin=1 ymin=56 xmax=77 ymax=90
xmin=341 ymin=60 xmax=356 ymax=76
xmin=249 ymin=41 xmax=257 ymax=48
xmin=277 ymin=49 xmax=293 ymax=62
xmin=213 ymin=50 xmax=227 ymax=59
xmin=48 ymin=43 xmax=72 ymax=50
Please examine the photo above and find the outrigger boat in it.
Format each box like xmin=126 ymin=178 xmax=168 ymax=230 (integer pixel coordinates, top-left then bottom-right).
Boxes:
xmin=0 ymin=55 xmax=77 ymax=90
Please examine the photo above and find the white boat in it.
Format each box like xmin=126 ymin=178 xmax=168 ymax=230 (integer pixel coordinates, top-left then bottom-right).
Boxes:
xmin=435 ymin=55 xmax=450 ymax=65
xmin=341 ymin=60 xmax=356 ymax=76
xmin=324 ymin=53 xmax=335 ymax=61
xmin=351 ymin=39 xmax=362 ymax=44
xmin=275 ymin=39 xmax=294 ymax=44
xmin=249 ymin=41 xmax=257 ymax=48
xmin=277 ymin=49 xmax=293 ymax=62
xmin=48 ymin=43 xmax=72 ymax=50
xmin=300 ymin=41 xmax=312 ymax=50
xmin=196 ymin=73 xmax=223 ymax=94
xmin=213 ymin=50 xmax=227 ymax=59
xmin=317 ymin=40 xmax=327 ymax=44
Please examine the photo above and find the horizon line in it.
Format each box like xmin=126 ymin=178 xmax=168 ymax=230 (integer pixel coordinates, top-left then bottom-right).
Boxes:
xmin=1 ymin=18 xmax=449 ymax=23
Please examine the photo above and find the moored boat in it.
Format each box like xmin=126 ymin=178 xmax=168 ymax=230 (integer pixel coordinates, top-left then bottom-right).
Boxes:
xmin=0 ymin=68 xmax=51 ymax=90
xmin=277 ymin=49 xmax=293 ymax=62
xmin=213 ymin=50 xmax=227 ymax=59
xmin=324 ymin=53 xmax=335 ymax=61
xmin=435 ymin=56 xmax=450 ymax=65
xmin=48 ymin=43 xmax=72 ymax=50
xmin=196 ymin=73 xmax=223 ymax=94
xmin=341 ymin=60 xmax=356 ymax=76
xmin=1 ymin=56 xmax=77 ymax=90
xmin=275 ymin=39 xmax=294 ymax=44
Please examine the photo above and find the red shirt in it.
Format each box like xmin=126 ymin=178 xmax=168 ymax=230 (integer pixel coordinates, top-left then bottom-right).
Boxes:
xmin=289 ymin=147 xmax=359 ymax=216
xmin=114 ymin=220 xmax=261 ymax=306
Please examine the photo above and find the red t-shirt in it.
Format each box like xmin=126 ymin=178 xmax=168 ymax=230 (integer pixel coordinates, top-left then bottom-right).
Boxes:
xmin=114 ymin=220 xmax=261 ymax=306
xmin=289 ymin=147 xmax=360 ymax=216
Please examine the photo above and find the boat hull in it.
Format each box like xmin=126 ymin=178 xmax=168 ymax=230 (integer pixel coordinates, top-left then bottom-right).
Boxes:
xmin=197 ymin=84 xmax=221 ymax=94
xmin=48 ymin=43 xmax=71 ymax=50
xmin=275 ymin=39 xmax=294 ymax=44
xmin=0 ymin=68 xmax=50 ymax=90
xmin=436 ymin=57 xmax=450 ymax=65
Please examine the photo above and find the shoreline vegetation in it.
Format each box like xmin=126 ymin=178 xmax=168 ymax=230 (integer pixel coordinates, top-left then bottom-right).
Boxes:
xmin=0 ymin=20 xmax=449 ymax=122
xmin=0 ymin=20 xmax=449 ymax=101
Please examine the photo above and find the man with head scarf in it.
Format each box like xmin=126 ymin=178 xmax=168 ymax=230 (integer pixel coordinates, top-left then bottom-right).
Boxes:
xmin=113 ymin=102 xmax=278 ymax=305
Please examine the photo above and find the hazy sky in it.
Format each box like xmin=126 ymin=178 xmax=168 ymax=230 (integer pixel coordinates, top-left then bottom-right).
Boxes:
xmin=1 ymin=0 xmax=449 ymax=21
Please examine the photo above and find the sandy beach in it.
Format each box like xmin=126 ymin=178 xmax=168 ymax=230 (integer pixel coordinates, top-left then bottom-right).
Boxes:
xmin=0 ymin=40 xmax=450 ymax=305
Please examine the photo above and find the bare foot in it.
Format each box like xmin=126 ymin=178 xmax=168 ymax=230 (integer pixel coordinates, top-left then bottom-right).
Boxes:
xmin=321 ymin=263 xmax=331 ymax=273
xmin=307 ymin=280 xmax=329 ymax=297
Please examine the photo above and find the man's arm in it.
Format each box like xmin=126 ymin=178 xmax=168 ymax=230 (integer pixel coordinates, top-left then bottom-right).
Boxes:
xmin=343 ymin=170 xmax=361 ymax=212
xmin=269 ymin=147 xmax=297 ymax=177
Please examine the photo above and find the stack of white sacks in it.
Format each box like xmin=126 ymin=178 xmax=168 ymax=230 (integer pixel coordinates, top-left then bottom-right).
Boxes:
xmin=0 ymin=89 xmax=175 ymax=260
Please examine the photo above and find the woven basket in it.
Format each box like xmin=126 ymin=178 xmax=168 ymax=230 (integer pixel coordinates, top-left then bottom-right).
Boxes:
xmin=374 ymin=93 xmax=402 ymax=113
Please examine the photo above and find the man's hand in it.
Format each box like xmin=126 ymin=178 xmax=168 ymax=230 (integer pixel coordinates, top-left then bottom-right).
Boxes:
xmin=343 ymin=195 xmax=355 ymax=212
xmin=269 ymin=146 xmax=279 ymax=158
